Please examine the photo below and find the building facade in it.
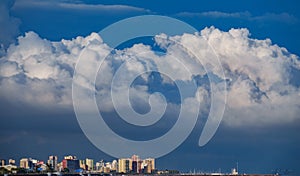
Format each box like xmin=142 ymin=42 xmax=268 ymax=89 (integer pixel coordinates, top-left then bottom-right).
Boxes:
xmin=118 ymin=158 xmax=132 ymax=173
xmin=47 ymin=155 xmax=58 ymax=171
xmin=20 ymin=158 xmax=29 ymax=169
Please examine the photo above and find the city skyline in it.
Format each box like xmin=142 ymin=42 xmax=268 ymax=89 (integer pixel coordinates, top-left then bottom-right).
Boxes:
xmin=1 ymin=154 xmax=157 ymax=174
xmin=0 ymin=0 xmax=300 ymax=175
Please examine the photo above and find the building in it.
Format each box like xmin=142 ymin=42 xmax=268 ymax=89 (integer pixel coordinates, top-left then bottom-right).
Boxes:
xmin=62 ymin=159 xmax=67 ymax=169
xmin=95 ymin=161 xmax=103 ymax=171
xmin=142 ymin=158 xmax=155 ymax=173
xmin=231 ymin=168 xmax=238 ymax=175
xmin=64 ymin=155 xmax=76 ymax=160
xmin=28 ymin=158 xmax=38 ymax=170
xmin=20 ymin=158 xmax=29 ymax=169
xmin=85 ymin=158 xmax=94 ymax=171
xmin=131 ymin=155 xmax=139 ymax=161
xmin=118 ymin=158 xmax=132 ymax=173
xmin=8 ymin=159 xmax=15 ymax=165
xmin=131 ymin=155 xmax=140 ymax=173
xmin=66 ymin=159 xmax=80 ymax=172
xmin=57 ymin=162 xmax=63 ymax=172
xmin=0 ymin=159 xmax=5 ymax=167
xmin=79 ymin=160 xmax=86 ymax=170
xmin=111 ymin=160 xmax=118 ymax=171
xmin=47 ymin=155 xmax=58 ymax=171
xmin=2 ymin=164 xmax=17 ymax=172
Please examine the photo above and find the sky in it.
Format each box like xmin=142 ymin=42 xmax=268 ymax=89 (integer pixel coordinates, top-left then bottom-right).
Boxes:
xmin=0 ymin=0 xmax=300 ymax=175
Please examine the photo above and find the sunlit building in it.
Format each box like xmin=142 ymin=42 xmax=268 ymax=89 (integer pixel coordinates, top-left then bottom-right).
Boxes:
xmin=143 ymin=158 xmax=155 ymax=173
xmin=0 ymin=159 xmax=5 ymax=167
xmin=9 ymin=159 xmax=15 ymax=165
xmin=85 ymin=158 xmax=94 ymax=171
xmin=64 ymin=155 xmax=76 ymax=160
xmin=47 ymin=155 xmax=58 ymax=171
xmin=20 ymin=158 xmax=29 ymax=169
xmin=111 ymin=160 xmax=118 ymax=171
xmin=79 ymin=160 xmax=86 ymax=170
xmin=118 ymin=158 xmax=132 ymax=173
xmin=131 ymin=155 xmax=140 ymax=173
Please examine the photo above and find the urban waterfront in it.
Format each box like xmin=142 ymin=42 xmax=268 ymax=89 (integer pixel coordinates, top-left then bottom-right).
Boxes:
xmin=0 ymin=155 xmax=282 ymax=176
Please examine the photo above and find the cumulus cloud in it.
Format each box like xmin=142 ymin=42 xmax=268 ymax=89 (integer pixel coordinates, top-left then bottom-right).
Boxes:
xmin=0 ymin=26 xmax=299 ymax=128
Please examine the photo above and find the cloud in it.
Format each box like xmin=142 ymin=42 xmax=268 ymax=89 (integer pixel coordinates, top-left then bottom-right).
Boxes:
xmin=0 ymin=26 xmax=299 ymax=128
xmin=0 ymin=31 xmax=108 ymax=109
xmin=0 ymin=0 xmax=20 ymax=51
xmin=177 ymin=11 xmax=298 ymax=24
xmin=178 ymin=11 xmax=251 ymax=19
xmin=198 ymin=27 xmax=300 ymax=126
xmin=13 ymin=0 xmax=151 ymax=13
xmin=58 ymin=3 xmax=150 ymax=13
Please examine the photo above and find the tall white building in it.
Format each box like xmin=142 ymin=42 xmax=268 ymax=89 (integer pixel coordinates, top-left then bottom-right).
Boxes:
xmin=118 ymin=158 xmax=132 ymax=173
xmin=20 ymin=158 xmax=29 ymax=169
xmin=47 ymin=155 xmax=58 ymax=171
xmin=111 ymin=160 xmax=118 ymax=171
xmin=143 ymin=158 xmax=155 ymax=173
xmin=9 ymin=159 xmax=15 ymax=165
xmin=86 ymin=158 xmax=94 ymax=171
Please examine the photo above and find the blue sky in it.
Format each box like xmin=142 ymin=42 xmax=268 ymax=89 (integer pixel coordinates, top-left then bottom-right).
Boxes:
xmin=1 ymin=0 xmax=300 ymax=175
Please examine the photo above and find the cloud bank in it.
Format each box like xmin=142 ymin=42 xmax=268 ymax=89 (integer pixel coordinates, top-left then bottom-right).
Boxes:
xmin=0 ymin=27 xmax=299 ymax=128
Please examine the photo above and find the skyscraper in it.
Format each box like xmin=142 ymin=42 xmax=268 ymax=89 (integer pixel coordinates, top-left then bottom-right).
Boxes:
xmin=0 ymin=159 xmax=5 ymax=167
xmin=67 ymin=159 xmax=80 ymax=172
xmin=118 ymin=158 xmax=132 ymax=173
xmin=143 ymin=158 xmax=155 ymax=173
xmin=79 ymin=160 xmax=86 ymax=170
xmin=62 ymin=155 xmax=80 ymax=172
xmin=8 ymin=159 xmax=15 ymax=165
xmin=85 ymin=158 xmax=94 ymax=171
xmin=111 ymin=160 xmax=118 ymax=171
xmin=47 ymin=155 xmax=58 ymax=171
xmin=20 ymin=158 xmax=29 ymax=169
xmin=131 ymin=155 xmax=140 ymax=173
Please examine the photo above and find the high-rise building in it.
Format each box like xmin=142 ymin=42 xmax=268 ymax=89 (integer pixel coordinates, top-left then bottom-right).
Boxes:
xmin=118 ymin=158 xmax=132 ymax=173
xmin=142 ymin=158 xmax=155 ymax=173
xmin=62 ymin=159 xmax=67 ymax=169
xmin=111 ymin=160 xmax=118 ymax=171
xmin=47 ymin=155 xmax=58 ymax=171
xmin=85 ymin=158 xmax=94 ymax=171
xmin=79 ymin=160 xmax=86 ymax=170
xmin=20 ymin=158 xmax=29 ymax=169
xmin=95 ymin=161 xmax=103 ymax=171
xmin=28 ymin=158 xmax=38 ymax=170
xmin=0 ymin=159 xmax=5 ymax=167
xmin=62 ymin=156 xmax=80 ymax=172
xmin=138 ymin=160 xmax=143 ymax=173
xmin=9 ymin=159 xmax=15 ymax=165
xmin=67 ymin=159 xmax=80 ymax=172
xmin=57 ymin=162 xmax=63 ymax=172
xmin=131 ymin=155 xmax=140 ymax=173
xmin=131 ymin=155 xmax=139 ymax=161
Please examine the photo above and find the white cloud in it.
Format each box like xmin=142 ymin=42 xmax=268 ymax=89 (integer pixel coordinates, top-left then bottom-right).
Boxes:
xmin=0 ymin=27 xmax=299 ymax=128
